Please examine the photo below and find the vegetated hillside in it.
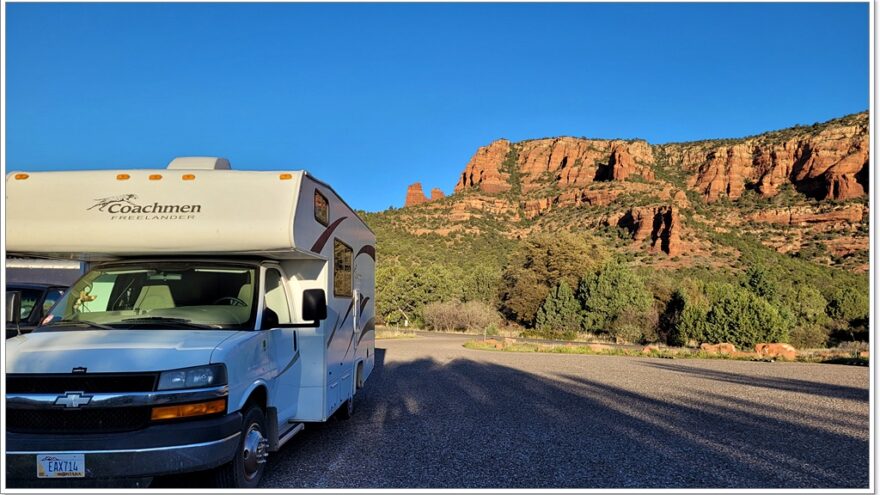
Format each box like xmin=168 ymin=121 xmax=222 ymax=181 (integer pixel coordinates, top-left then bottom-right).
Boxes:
xmin=363 ymin=111 xmax=869 ymax=348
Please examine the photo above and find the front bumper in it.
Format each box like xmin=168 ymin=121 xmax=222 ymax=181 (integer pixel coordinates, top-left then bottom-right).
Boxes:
xmin=6 ymin=412 xmax=242 ymax=483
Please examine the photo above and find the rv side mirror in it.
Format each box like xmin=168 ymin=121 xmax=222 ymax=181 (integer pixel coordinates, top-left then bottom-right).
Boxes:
xmin=302 ymin=289 xmax=327 ymax=322
xmin=6 ymin=291 xmax=22 ymax=325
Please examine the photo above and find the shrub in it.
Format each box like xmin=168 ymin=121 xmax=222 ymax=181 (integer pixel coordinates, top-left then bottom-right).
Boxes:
xmin=459 ymin=300 xmax=502 ymax=331
xmin=670 ymin=297 xmax=710 ymax=346
xmin=422 ymin=301 xmax=458 ymax=332
xmin=779 ymin=285 xmax=829 ymax=326
xmin=827 ymin=287 xmax=869 ymax=324
xmin=668 ymin=282 xmax=791 ymax=348
xmin=534 ymin=281 xmax=583 ymax=340
xmin=789 ymin=324 xmax=829 ymax=349
xmin=376 ymin=264 xmax=459 ymax=326
xmin=422 ymin=300 xmax=500 ymax=332
xmin=578 ymin=262 xmax=653 ymax=333
xmin=484 ymin=323 xmax=500 ymax=337
xmin=743 ymin=265 xmax=778 ymax=300
xmin=610 ymin=307 xmax=660 ymax=344
xmin=499 ymin=232 xmax=608 ymax=326
xmin=460 ymin=265 xmax=502 ymax=305
xmin=702 ymin=284 xmax=789 ymax=348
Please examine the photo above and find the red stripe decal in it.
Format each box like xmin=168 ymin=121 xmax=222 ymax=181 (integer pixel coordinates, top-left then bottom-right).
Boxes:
xmin=326 ymin=300 xmax=354 ymax=348
xmin=311 ymin=216 xmax=348 ymax=253
xmin=356 ymin=245 xmax=376 ymax=261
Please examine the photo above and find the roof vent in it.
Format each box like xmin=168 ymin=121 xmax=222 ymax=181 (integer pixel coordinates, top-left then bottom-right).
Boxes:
xmin=166 ymin=157 xmax=231 ymax=170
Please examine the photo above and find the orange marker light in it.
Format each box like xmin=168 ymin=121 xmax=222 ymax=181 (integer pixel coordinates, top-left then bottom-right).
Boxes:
xmin=279 ymin=173 xmax=292 ymax=180
xmin=116 ymin=174 xmax=130 ymax=180
xmin=14 ymin=173 xmax=29 ymax=180
xmin=151 ymin=399 xmax=226 ymax=421
xmin=182 ymin=174 xmax=196 ymax=181
xmin=149 ymin=174 xmax=163 ymax=181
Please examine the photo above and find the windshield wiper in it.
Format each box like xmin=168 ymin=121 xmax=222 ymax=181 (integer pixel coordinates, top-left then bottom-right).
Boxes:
xmin=118 ymin=317 xmax=221 ymax=329
xmin=44 ymin=320 xmax=115 ymax=330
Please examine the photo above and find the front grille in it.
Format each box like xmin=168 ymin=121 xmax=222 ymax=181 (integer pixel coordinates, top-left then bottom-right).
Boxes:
xmin=6 ymin=373 xmax=158 ymax=394
xmin=6 ymin=407 xmax=153 ymax=434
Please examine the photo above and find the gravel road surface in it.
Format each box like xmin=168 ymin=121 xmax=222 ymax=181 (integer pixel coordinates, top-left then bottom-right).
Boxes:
xmin=173 ymin=333 xmax=872 ymax=488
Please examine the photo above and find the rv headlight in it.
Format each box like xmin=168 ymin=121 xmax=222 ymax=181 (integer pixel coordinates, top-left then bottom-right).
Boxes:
xmin=157 ymin=364 xmax=227 ymax=390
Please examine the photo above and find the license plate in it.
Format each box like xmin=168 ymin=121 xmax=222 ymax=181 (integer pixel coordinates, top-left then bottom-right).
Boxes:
xmin=36 ymin=454 xmax=85 ymax=478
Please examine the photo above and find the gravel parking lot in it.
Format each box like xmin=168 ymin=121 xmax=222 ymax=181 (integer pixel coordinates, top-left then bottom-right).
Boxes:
xmin=155 ymin=332 xmax=869 ymax=488
xmin=253 ymin=333 xmax=870 ymax=489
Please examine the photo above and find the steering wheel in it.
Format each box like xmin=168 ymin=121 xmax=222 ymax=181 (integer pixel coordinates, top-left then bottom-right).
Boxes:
xmin=212 ymin=297 xmax=247 ymax=307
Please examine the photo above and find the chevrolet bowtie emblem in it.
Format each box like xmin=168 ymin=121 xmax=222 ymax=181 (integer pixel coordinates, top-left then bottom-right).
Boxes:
xmin=54 ymin=391 xmax=92 ymax=408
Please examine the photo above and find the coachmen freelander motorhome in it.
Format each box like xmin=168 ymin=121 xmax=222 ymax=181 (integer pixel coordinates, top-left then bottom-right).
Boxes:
xmin=4 ymin=157 xmax=376 ymax=488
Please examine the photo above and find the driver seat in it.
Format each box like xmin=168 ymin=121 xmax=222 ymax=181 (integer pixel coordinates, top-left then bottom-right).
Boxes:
xmin=134 ymin=285 xmax=175 ymax=310
xmin=236 ymin=283 xmax=253 ymax=305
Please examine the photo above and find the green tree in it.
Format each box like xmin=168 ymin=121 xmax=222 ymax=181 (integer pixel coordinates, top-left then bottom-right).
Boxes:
xmin=779 ymin=285 xmax=829 ymax=326
xmin=376 ymin=263 xmax=458 ymax=326
xmin=702 ymin=283 xmax=790 ymax=348
xmin=669 ymin=281 xmax=792 ymax=348
xmin=743 ymin=265 xmax=778 ymax=300
xmin=789 ymin=324 xmax=829 ymax=349
xmin=663 ymin=278 xmax=709 ymax=346
xmin=499 ymin=232 xmax=607 ymax=326
xmin=460 ymin=264 xmax=501 ymax=305
xmin=674 ymin=303 xmax=711 ymax=346
xmin=577 ymin=262 xmax=652 ymax=332
xmin=535 ymin=281 xmax=582 ymax=340
xmin=376 ymin=263 xmax=405 ymax=325
xmin=827 ymin=287 xmax=869 ymax=324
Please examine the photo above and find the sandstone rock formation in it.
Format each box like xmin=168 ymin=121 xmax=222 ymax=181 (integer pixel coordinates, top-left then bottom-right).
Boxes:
xmin=700 ymin=343 xmax=736 ymax=355
xmin=404 ymin=183 xmax=428 ymax=207
xmin=400 ymin=112 xmax=867 ymax=266
xmin=613 ymin=206 xmax=684 ymax=256
xmin=454 ymin=137 xmax=655 ymax=195
xmin=747 ymin=204 xmax=866 ymax=226
xmin=609 ymin=143 xmax=655 ymax=181
xmin=435 ymin=113 xmax=867 ymax=208
xmin=405 ymin=184 xmax=447 ymax=207
xmin=455 ymin=139 xmax=512 ymax=194
xmin=662 ymin=113 xmax=869 ymax=202
xmin=755 ymin=343 xmax=797 ymax=361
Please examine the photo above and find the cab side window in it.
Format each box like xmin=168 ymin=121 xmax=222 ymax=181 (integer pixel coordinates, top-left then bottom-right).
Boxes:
xmin=264 ymin=269 xmax=292 ymax=324
xmin=42 ymin=289 xmax=65 ymax=314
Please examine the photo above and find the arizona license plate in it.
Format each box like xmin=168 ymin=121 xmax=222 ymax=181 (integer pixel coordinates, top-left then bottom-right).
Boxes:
xmin=36 ymin=454 xmax=85 ymax=478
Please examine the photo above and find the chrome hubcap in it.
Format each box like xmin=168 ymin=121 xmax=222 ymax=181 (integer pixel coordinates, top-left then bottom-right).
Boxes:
xmin=241 ymin=423 xmax=268 ymax=480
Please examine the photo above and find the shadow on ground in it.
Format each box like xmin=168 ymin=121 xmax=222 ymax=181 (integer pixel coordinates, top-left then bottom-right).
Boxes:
xmin=157 ymin=346 xmax=869 ymax=488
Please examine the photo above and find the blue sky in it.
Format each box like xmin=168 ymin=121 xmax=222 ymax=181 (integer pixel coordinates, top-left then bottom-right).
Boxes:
xmin=6 ymin=3 xmax=869 ymax=212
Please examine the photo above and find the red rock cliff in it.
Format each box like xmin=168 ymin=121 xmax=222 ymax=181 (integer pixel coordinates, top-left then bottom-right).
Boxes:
xmin=454 ymin=137 xmax=654 ymax=194
xmin=662 ymin=114 xmax=868 ymax=202
xmin=455 ymin=139 xmax=513 ymax=194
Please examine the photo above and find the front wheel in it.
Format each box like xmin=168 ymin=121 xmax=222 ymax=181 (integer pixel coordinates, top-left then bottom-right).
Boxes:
xmin=215 ymin=405 xmax=268 ymax=488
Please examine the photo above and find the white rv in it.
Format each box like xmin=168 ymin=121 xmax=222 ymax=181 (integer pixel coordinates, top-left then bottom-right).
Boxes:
xmin=4 ymin=157 xmax=376 ymax=488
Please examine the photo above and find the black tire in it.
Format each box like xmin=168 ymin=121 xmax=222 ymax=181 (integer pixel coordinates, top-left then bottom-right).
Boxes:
xmin=336 ymin=395 xmax=354 ymax=420
xmin=214 ymin=405 xmax=268 ymax=488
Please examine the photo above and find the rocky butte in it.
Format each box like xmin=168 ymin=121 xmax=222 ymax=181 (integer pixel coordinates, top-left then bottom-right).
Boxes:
xmin=404 ymin=183 xmax=446 ymax=207
xmin=398 ymin=111 xmax=869 ymax=271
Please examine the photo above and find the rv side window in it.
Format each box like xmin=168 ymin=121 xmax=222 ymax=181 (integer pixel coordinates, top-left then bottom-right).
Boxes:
xmin=264 ymin=268 xmax=292 ymax=324
xmin=314 ymin=190 xmax=329 ymax=226
xmin=333 ymin=239 xmax=353 ymax=298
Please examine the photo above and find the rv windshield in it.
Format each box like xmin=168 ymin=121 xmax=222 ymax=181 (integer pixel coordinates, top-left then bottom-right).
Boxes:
xmin=42 ymin=262 xmax=258 ymax=330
